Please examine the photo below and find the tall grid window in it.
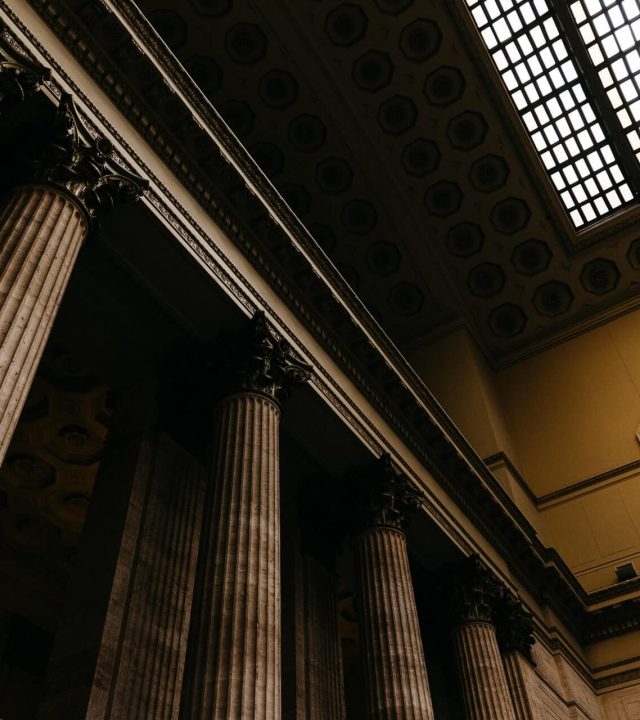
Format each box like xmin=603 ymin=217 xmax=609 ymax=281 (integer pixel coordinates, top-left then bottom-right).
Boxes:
xmin=465 ymin=0 xmax=639 ymax=228
xmin=571 ymin=1 xmax=640 ymax=160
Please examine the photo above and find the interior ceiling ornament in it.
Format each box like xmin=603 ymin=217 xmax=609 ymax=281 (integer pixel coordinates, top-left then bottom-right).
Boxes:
xmin=226 ymin=311 xmax=312 ymax=403
xmin=1 ymin=90 xmax=148 ymax=225
xmin=0 ymin=349 xmax=110 ymax=588
xmin=133 ymin=0 xmax=640 ymax=361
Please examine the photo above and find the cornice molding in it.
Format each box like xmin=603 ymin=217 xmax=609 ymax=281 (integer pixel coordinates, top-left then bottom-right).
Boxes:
xmin=12 ymin=0 xmax=638 ymax=647
xmin=486 ymin=450 xmax=640 ymax=515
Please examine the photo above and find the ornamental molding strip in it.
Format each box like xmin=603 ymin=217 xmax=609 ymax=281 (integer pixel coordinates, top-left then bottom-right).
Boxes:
xmin=0 ymin=18 xmax=50 ymax=110
xmin=9 ymin=0 xmax=639 ymax=645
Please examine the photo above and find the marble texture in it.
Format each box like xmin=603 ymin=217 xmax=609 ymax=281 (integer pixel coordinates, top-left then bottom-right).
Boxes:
xmin=355 ymin=526 xmax=435 ymax=720
xmin=454 ymin=621 xmax=517 ymax=720
xmin=182 ymin=392 xmax=281 ymax=720
xmin=38 ymin=431 xmax=205 ymax=719
xmin=302 ymin=553 xmax=346 ymax=720
xmin=0 ymin=186 xmax=87 ymax=464
xmin=503 ymin=650 xmax=546 ymax=720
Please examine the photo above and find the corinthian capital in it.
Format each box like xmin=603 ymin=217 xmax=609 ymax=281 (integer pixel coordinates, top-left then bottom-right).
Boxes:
xmin=232 ymin=311 xmax=312 ymax=403
xmin=447 ymin=554 xmax=503 ymax=625
xmin=29 ymin=93 xmax=147 ymax=222
xmin=0 ymin=22 xmax=51 ymax=112
xmin=495 ymin=592 xmax=535 ymax=661
xmin=354 ymin=454 xmax=423 ymax=532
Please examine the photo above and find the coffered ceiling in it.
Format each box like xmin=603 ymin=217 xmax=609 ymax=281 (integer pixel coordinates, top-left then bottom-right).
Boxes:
xmin=136 ymin=0 xmax=640 ymax=362
xmin=0 ymin=346 xmax=109 ymax=599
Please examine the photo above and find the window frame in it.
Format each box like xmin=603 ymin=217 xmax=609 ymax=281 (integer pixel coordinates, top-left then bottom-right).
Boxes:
xmin=461 ymin=0 xmax=640 ymax=235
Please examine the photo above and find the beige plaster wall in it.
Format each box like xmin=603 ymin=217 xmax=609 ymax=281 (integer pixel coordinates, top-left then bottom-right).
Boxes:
xmin=409 ymin=313 xmax=640 ymax=590
xmin=540 ymin=469 xmax=640 ymax=591
xmin=407 ymin=326 xmax=518 ymax=465
xmin=600 ymin=685 xmax=640 ymax=719
xmin=496 ymin=312 xmax=640 ymax=497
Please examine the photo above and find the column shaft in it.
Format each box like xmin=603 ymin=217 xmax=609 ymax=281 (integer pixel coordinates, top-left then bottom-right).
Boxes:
xmin=184 ymin=392 xmax=281 ymax=720
xmin=302 ymin=554 xmax=346 ymax=720
xmin=454 ymin=622 xmax=517 ymax=720
xmin=0 ymin=186 xmax=87 ymax=463
xmin=355 ymin=527 xmax=435 ymax=720
xmin=38 ymin=431 xmax=206 ymax=719
xmin=503 ymin=651 xmax=545 ymax=720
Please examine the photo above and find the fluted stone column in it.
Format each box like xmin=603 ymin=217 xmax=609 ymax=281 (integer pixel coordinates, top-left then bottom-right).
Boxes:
xmin=295 ymin=482 xmax=347 ymax=719
xmin=0 ymin=70 xmax=145 ymax=464
xmin=181 ymin=312 xmax=310 ymax=720
xmin=38 ymin=429 xmax=207 ymax=719
xmin=449 ymin=556 xmax=517 ymax=720
xmin=301 ymin=553 xmax=346 ymax=720
xmin=496 ymin=595 xmax=544 ymax=720
xmin=353 ymin=455 xmax=435 ymax=720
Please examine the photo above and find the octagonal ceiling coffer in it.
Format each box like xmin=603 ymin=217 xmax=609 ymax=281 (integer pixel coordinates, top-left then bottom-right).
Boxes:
xmin=225 ymin=22 xmax=267 ymax=64
xmin=353 ymin=51 xmax=394 ymax=92
xmin=424 ymin=66 xmax=466 ymax=106
xmin=325 ymin=4 xmax=368 ymax=46
xmin=378 ymin=95 xmax=417 ymax=135
xmin=580 ymin=258 xmax=620 ymax=295
xmin=400 ymin=18 xmax=442 ymax=61
xmin=533 ymin=281 xmax=574 ymax=317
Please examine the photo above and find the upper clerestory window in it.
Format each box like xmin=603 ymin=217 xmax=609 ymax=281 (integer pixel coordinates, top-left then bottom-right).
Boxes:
xmin=465 ymin=0 xmax=640 ymax=229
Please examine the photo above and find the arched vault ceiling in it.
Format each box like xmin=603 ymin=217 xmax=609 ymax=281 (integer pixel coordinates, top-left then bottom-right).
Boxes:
xmin=138 ymin=0 xmax=640 ymax=362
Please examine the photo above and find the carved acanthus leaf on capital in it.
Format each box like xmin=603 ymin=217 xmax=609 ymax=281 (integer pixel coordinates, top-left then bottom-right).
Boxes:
xmin=28 ymin=93 xmax=148 ymax=222
xmin=354 ymin=454 xmax=423 ymax=532
xmin=0 ymin=21 xmax=51 ymax=112
xmin=495 ymin=592 xmax=535 ymax=662
xmin=447 ymin=554 xmax=504 ymax=625
xmin=233 ymin=311 xmax=312 ymax=402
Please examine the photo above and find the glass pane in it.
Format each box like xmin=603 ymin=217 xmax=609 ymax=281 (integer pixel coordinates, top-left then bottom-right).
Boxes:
xmin=571 ymin=0 xmax=640 ymax=164
xmin=466 ymin=0 xmax=634 ymax=227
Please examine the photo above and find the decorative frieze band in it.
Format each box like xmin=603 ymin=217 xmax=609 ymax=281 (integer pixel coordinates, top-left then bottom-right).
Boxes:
xmin=0 ymin=20 xmax=50 ymax=111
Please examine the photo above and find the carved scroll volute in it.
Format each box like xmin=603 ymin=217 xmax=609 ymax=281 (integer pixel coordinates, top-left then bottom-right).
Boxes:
xmin=354 ymin=454 xmax=423 ymax=533
xmin=495 ymin=592 xmax=536 ymax=662
xmin=30 ymin=93 xmax=148 ymax=223
xmin=448 ymin=554 xmax=504 ymax=626
xmin=232 ymin=311 xmax=312 ymax=403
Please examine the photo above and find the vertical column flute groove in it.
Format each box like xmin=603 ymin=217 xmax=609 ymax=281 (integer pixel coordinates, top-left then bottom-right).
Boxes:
xmin=351 ymin=456 xmax=435 ymax=720
xmin=0 ymin=87 xmax=146 ymax=462
xmin=447 ymin=556 xmax=519 ymax=720
xmin=503 ymin=652 xmax=545 ymax=720
xmin=38 ymin=431 xmax=205 ymax=720
xmin=0 ymin=186 xmax=87 ymax=463
xmin=186 ymin=393 xmax=281 ymax=720
xmin=355 ymin=528 xmax=434 ymax=719
xmin=104 ymin=433 xmax=206 ymax=720
xmin=302 ymin=554 xmax=346 ymax=720
xmin=495 ymin=593 xmax=542 ymax=720
xmin=454 ymin=622 xmax=517 ymax=720
xmin=180 ymin=311 xmax=310 ymax=720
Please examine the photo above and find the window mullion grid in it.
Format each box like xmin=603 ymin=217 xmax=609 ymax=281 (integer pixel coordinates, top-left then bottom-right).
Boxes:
xmin=466 ymin=0 xmax=638 ymax=227
xmin=570 ymin=0 xmax=640 ymax=164
xmin=552 ymin=0 xmax=640 ymax=195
